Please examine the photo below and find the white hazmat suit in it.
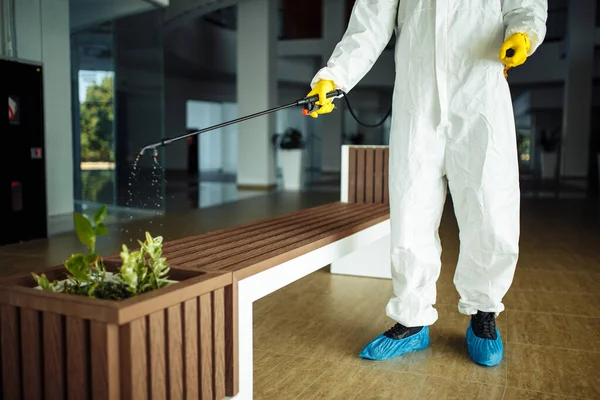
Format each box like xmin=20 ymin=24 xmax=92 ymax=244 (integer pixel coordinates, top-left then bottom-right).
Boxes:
xmin=311 ymin=0 xmax=547 ymax=328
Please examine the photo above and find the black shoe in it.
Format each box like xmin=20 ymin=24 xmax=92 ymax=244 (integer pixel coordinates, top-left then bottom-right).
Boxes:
xmin=470 ymin=311 xmax=497 ymax=340
xmin=383 ymin=323 xmax=423 ymax=340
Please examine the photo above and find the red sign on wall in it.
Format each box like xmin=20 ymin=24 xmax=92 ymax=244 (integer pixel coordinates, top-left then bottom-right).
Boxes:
xmin=8 ymin=96 xmax=19 ymax=125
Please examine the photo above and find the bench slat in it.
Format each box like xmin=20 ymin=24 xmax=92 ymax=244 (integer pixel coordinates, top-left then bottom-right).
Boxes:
xmin=346 ymin=146 xmax=390 ymax=204
xmin=183 ymin=299 xmax=200 ymax=399
xmin=356 ymin=148 xmax=366 ymax=203
xmin=374 ymin=148 xmax=383 ymax=203
xmin=1 ymin=305 xmax=22 ymax=399
xmin=160 ymin=202 xmax=342 ymax=252
xmin=43 ymin=312 xmax=65 ymax=399
xmin=383 ymin=147 xmax=389 ymax=204
xmin=174 ymin=203 xmax=385 ymax=270
xmin=182 ymin=204 xmax=389 ymax=278
xmin=365 ymin=148 xmax=375 ymax=203
xmin=349 ymin=148 xmax=357 ymax=203
xmin=21 ymin=309 xmax=43 ymax=400
xmin=227 ymin=206 xmax=389 ymax=279
xmin=149 ymin=310 xmax=167 ymax=397
xmin=161 ymin=203 xmax=347 ymax=261
xmin=165 ymin=203 xmax=372 ymax=267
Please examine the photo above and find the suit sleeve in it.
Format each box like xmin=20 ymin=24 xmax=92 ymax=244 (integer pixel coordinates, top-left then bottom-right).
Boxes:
xmin=501 ymin=0 xmax=548 ymax=55
xmin=311 ymin=0 xmax=399 ymax=93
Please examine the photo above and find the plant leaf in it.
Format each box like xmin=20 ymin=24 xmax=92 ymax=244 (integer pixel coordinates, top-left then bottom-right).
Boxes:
xmin=32 ymin=273 xmax=55 ymax=291
xmin=73 ymin=212 xmax=95 ymax=251
xmin=85 ymin=253 xmax=99 ymax=264
xmin=93 ymin=205 xmax=107 ymax=225
xmin=95 ymin=223 xmax=109 ymax=237
xmin=65 ymin=254 xmax=91 ymax=282
xmin=87 ymin=282 xmax=99 ymax=297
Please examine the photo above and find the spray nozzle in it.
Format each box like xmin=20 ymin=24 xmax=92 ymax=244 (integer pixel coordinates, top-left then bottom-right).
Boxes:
xmin=138 ymin=138 xmax=174 ymax=158
xmin=139 ymin=145 xmax=156 ymax=157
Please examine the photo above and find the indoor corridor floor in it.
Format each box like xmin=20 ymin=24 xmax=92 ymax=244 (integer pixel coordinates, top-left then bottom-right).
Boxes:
xmin=0 ymin=192 xmax=599 ymax=399
xmin=251 ymin=199 xmax=600 ymax=400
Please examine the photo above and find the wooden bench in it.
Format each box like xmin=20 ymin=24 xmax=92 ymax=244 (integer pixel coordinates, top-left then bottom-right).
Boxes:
xmin=0 ymin=145 xmax=391 ymax=400
xmin=158 ymin=145 xmax=392 ymax=399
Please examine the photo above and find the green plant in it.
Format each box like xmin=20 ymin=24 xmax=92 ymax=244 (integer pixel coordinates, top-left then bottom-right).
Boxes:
xmin=277 ymin=128 xmax=305 ymax=150
xmin=31 ymin=205 xmax=173 ymax=300
xmin=343 ymin=132 xmax=365 ymax=145
xmin=540 ymin=128 xmax=560 ymax=152
xmin=119 ymin=232 xmax=173 ymax=295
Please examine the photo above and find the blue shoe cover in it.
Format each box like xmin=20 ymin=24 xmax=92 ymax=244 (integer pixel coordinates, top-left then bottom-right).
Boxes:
xmin=466 ymin=322 xmax=503 ymax=367
xmin=359 ymin=326 xmax=430 ymax=361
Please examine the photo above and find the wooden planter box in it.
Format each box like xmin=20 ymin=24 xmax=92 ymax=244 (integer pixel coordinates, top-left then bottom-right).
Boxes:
xmin=0 ymin=262 xmax=236 ymax=400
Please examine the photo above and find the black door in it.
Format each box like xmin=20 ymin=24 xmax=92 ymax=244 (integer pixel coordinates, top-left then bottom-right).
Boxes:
xmin=0 ymin=58 xmax=47 ymax=245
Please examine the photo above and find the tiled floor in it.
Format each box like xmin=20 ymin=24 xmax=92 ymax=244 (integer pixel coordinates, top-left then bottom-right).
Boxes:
xmin=252 ymin=198 xmax=600 ymax=400
xmin=1 ymin=192 xmax=599 ymax=399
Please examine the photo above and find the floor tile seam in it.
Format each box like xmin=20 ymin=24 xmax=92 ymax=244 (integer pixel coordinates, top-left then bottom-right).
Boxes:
xmin=504 ymin=341 xmax=600 ymax=354
xmin=255 ymin=348 xmax=506 ymax=388
xmin=252 ymin=311 xmax=600 ymax=329
xmin=505 ymin=334 xmax=509 ymax=388
xmin=442 ymin=264 xmax=600 ymax=271
xmin=503 ymin=384 xmax=596 ymax=399
xmin=332 ymin=361 xmax=508 ymax=388
xmin=252 ymin=348 xmax=346 ymax=363
xmin=291 ymin=362 xmax=337 ymax=400
xmin=508 ymin=289 xmax=600 ymax=296
xmin=502 ymin=310 xmax=600 ymax=319
xmin=252 ymin=315 xmax=382 ymax=327
xmin=417 ymin=282 xmax=600 ymax=295
xmin=512 ymin=268 xmax=600 ymax=274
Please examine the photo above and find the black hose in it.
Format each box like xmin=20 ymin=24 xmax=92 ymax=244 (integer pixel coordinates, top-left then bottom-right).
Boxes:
xmin=339 ymin=90 xmax=392 ymax=128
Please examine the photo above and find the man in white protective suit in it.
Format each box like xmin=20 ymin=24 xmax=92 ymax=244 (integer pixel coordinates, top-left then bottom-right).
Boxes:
xmin=305 ymin=0 xmax=547 ymax=366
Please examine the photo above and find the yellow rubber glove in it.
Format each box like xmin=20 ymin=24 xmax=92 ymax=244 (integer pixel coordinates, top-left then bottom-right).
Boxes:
xmin=499 ymin=33 xmax=531 ymax=77
xmin=305 ymin=79 xmax=336 ymax=118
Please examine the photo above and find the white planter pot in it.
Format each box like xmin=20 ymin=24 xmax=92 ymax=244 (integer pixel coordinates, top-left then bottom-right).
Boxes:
xmin=540 ymin=152 xmax=557 ymax=180
xmin=280 ymin=149 xmax=303 ymax=190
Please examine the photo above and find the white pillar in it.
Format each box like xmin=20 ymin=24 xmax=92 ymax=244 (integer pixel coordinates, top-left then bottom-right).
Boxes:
xmin=561 ymin=0 xmax=596 ymax=178
xmin=320 ymin=0 xmax=346 ymax=173
xmin=15 ymin=0 xmax=73 ymax=217
xmin=236 ymin=0 xmax=277 ymax=189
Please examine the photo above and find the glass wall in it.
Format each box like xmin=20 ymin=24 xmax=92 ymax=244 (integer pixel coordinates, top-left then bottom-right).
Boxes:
xmin=70 ymin=0 xmax=166 ymax=221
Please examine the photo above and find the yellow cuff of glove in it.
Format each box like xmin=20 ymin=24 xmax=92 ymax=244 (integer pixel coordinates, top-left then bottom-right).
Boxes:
xmin=305 ymin=79 xmax=336 ymax=119
xmin=499 ymin=32 xmax=530 ymax=69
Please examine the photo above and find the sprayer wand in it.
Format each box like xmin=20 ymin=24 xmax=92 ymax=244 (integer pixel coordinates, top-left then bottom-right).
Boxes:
xmin=138 ymin=89 xmax=344 ymax=157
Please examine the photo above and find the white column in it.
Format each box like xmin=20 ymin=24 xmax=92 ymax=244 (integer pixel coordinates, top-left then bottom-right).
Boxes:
xmin=15 ymin=0 xmax=73 ymax=217
xmin=236 ymin=0 xmax=277 ymax=189
xmin=561 ymin=0 xmax=596 ymax=178
xmin=320 ymin=0 xmax=346 ymax=173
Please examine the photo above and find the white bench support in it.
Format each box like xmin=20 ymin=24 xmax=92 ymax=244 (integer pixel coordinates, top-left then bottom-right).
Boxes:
xmin=332 ymin=145 xmax=393 ymax=280
xmin=330 ymin=234 xmax=392 ymax=279
xmin=228 ymin=219 xmax=390 ymax=400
